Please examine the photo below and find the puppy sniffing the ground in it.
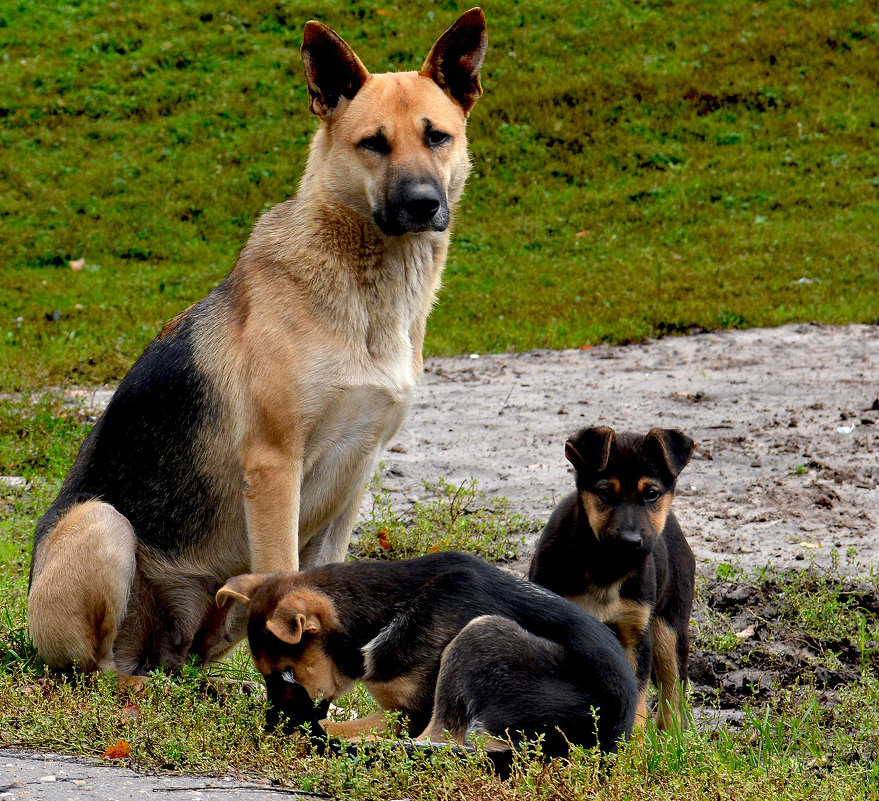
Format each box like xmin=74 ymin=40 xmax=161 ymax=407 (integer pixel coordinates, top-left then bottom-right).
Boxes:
xmin=529 ymin=427 xmax=696 ymax=730
xmin=28 ymin=10 xmax=487 ymax=680
xmin=218 ymin=552 xmax=637 ymax=758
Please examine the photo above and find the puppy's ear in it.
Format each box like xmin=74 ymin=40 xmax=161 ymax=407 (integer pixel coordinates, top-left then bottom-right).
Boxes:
xmin=420 ymin=8 xmax=487 ymax=115
xmin=646 ymin=428 xmax=695 ymax=479
xmin=565 ymin=427 xmax=615 ymax=473
xmin=301 ymin=21 xmax=369 ymax=118
xmin=216 ymin=574 xmax=267 ymax=608
xmin=265 ymin=592 xmax=328 ymax=645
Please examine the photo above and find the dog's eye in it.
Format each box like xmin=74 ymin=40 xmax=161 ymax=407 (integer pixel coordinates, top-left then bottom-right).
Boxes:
xmin=425 ymin=129 xmax=451 ymax=148
xmin=358 ymin=135 xmax=391 ymax=155
xmin=594 ymin=485 xmax=614 ymax=504
xmin=643 ymin=487 xmax=661 ymax=503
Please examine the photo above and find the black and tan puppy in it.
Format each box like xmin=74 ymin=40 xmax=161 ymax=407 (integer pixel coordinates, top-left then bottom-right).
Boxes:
xmin=27 ymin=10 xmax=487 ymax=680
xmin=529 ymin=427 xmax=695 ymax=730
xmin=217 ymin=552 xmax=637 ymax=757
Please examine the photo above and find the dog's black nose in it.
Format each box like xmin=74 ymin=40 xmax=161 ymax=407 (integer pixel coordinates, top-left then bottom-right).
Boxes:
xmin=403 ymin=185 xmax=442 ymax=222
xmin=617 ymin=531 xmax=643 ymax=548
xmin=377 ymin=177 xmax=448 ymax=235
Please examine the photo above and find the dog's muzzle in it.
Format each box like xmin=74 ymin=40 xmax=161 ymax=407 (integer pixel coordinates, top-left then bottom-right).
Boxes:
xmin=376 ymin=177 xmax=449 ymax=236
xmin=264 ymin=670 xmax=330 ymax=736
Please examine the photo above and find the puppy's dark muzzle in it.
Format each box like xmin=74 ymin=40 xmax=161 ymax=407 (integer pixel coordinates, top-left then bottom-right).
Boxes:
xmin=607 ymin=529 xmax=652 ymax=562
xmin=617 ymin=531 xmax=644 ymax=549
xmin=264 ymin=670 xmax=330 ymax=741
xmin=376 ymin=178 xmax=449 ymax=236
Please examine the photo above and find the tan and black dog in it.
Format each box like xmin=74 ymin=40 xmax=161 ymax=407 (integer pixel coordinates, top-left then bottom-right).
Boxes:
xmin=529 ymin=427 xmax=696 ymax=730
xmin=217 ymin=551 xmax=637 ymax=758
xmin=27 ymin=10 xmax=487 ymax=680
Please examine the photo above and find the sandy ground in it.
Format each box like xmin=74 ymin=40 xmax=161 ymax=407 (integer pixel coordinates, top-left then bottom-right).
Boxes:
xmin=373 ymin=323 xmax=879 ymax=574
xmin=0 ymin=750 xmax=306 ymax=800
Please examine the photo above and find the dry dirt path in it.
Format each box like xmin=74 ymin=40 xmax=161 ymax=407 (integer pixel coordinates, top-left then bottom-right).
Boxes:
xmin=378 ymin=322 xmax=879 ymax=574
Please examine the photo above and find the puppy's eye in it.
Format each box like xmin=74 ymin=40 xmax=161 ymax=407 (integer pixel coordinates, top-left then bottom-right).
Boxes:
xmin=594 ymin=485 xmax=614 ymax=504
xmin=425 ymin=129 xmax=451 ymax=148
xmin=643 ymin=487 xmax=661 ymax=503
xmin=358 ymin=135 xmax=391 ymax=155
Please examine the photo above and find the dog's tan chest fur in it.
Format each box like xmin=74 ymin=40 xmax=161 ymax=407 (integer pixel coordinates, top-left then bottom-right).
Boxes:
xmin=568 ymin=582 xmax=652 ymax=679
xmin=567 ymin=581 xmax=624 ymax=623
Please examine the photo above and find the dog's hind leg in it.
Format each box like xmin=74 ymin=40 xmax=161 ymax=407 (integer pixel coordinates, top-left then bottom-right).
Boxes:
xmin=28 ymin=500 xmax=136 ymax=673
xmin=418 ymin=615 xmax=561 ymax=755
xmin=299 ymin=482 xmax=368 ymax=570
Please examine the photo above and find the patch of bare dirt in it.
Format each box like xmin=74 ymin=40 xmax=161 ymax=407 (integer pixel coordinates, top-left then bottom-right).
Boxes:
xmin=376 ymin=323 xmax=879 ymax=574
xmin=689 ymin=575 xmax=879 ymax=723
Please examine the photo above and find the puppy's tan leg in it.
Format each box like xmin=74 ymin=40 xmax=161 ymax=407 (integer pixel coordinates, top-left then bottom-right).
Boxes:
xmin=417 ymin=715 xmax=509 ymax=753
xmin=28 ymin=501 xmax=136 ymax=672
xmin=324 ymin=711 xmax=390 ymax=741
xmin=607 ymin=600 xmax=652 ymax=729
xmin=653 ymin=619 xmax=686 ymax=731
xmin=243 ymin=448 xmax=302 ymax=573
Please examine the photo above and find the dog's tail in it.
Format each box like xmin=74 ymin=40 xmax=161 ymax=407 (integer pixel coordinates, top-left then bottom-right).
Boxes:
xmin=286 ymin=720 xmax=514 ymax=777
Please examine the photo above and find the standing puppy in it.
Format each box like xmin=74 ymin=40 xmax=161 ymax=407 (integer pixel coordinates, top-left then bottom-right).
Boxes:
xmin=529 ymin=427 xmax=696 ymax=730
xmin=28 ymin=10 xmax=487 ymax=679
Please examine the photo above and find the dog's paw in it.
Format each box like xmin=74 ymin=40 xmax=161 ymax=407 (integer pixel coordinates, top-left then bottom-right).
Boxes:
xmin=115 ymin=673 xmax=149 ymax=694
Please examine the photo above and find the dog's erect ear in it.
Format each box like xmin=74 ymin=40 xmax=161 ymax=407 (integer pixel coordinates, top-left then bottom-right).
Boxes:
xmin=565 ymin=427 xmax=616 ymax=474
xmin=216 ymin=574 xmax=267 ymax=608
xmin=265 ymin=593 xmax=325 ymax=646
xmin=301 ymin=21 xmax=370 ymax=119
xmin=420 ymin=8 xmax=487 ymax=115
xmin=646 ymin=428 xmax=695 ymax=479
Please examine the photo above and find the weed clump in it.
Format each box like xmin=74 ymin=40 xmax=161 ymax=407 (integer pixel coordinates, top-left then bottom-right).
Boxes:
xmin=352 ymin=475 xmax=536 ymax=562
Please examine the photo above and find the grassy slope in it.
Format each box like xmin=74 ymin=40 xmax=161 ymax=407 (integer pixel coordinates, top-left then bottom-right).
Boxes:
xmin=1 ymin=0 xmax=877 ymax=389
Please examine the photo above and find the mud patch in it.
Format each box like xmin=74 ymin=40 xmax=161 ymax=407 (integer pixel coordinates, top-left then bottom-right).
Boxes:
xmin=689 ymin=573 xmax=879 ymax=722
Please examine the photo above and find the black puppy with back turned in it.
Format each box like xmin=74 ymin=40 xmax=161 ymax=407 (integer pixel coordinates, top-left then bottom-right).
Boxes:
xmin=218 ymin=551 xmax=637 ymax=759
xmin=529 ymin=426 xmax=695 ymax=730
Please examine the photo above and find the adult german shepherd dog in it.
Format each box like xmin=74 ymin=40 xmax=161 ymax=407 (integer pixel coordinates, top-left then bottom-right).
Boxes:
xmin=28 ymin=10 xmax=487 ymax=680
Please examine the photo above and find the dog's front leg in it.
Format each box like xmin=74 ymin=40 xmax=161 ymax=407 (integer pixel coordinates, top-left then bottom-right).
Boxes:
xmin=323 ymin=711 xmax=392 ymax=741
xmin=243 ymin=447 xmax=303 ymax=573
xmin=299 ymin=480 xmax=369 ymax=571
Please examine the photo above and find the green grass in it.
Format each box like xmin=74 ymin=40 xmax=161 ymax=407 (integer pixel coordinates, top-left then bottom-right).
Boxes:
xmin=353 ymin=473 xmax=536 ymax=562
xmin=1 ymin=0 xmax=877 ymax=389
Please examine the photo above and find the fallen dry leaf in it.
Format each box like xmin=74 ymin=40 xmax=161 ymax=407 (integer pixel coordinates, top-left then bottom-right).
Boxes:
xmin=377 ymin=528 xmax=391 ymax=550
xmin=735 ymin=625 xmax=756 ymax=639
xmin=102 ymin=739 xmax=132 ymax=759
xmin=116 ymin=674 xmax=148 ymax=694
xmin=20 ymin=678 xmax=54 ymax=697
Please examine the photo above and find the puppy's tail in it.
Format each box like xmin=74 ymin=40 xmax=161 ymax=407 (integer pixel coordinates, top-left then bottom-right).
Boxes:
xmin=294 ymin=725 xmax=514 ymax=776
xmin=399 ymin=739 xmax=514 ymax=777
